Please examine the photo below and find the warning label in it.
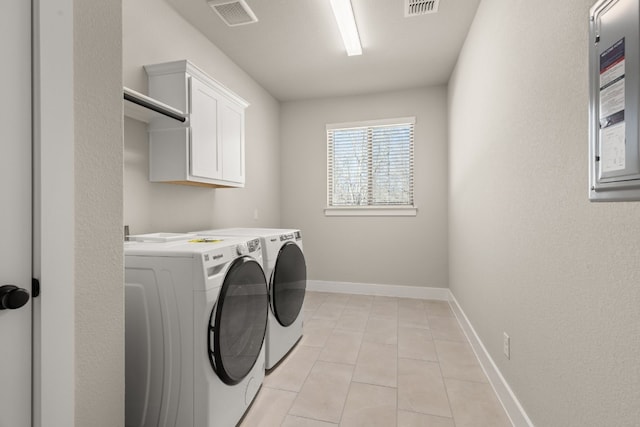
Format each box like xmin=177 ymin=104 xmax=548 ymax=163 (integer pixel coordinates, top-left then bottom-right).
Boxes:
xmin=599 ymin=37 xmax=625 ymax=127
xmin=599 ymin=37 xmax=626 ymax=173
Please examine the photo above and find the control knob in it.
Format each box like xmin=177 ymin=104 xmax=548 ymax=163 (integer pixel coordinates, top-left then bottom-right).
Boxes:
xmin=236 ymin=243 xmax=249 ymax=256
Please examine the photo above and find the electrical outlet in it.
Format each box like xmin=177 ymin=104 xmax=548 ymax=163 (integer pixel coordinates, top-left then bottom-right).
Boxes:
xmin=503 ymin=332 xmax=510 ymax=359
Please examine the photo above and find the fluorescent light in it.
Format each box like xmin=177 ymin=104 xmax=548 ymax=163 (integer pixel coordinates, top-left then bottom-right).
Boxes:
xmin=329 ymin=0 xmax=362 ymax=56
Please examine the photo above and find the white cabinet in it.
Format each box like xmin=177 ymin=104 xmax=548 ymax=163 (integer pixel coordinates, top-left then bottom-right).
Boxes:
xmin=144 ymin=60 xmax=249 ymax=188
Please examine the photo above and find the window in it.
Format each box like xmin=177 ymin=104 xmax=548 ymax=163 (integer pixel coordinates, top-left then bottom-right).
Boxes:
xmin=326 ymin=117 xmax=416 ymax=216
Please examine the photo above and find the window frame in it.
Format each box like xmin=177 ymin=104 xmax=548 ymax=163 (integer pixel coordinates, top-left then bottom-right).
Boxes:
xmin=325 ymin=117 xmax=417 ymax=217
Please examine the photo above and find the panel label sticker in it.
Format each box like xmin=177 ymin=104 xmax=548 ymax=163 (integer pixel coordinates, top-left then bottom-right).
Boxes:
xmin=601 ymin=122 xmax=626 ymax=172
xmin=599 ymin=38 xmax=626 ymax=172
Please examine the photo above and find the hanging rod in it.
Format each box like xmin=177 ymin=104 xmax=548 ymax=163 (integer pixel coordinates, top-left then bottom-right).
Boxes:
xmin=123 ymin=87 xmax=186 ymax=123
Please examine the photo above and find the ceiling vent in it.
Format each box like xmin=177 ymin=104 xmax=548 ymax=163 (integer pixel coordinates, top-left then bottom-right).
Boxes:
xmin=405 ymin=0 xmax=440 ymax=16
xmin=207 ymin=0 xmax=258 ymax=26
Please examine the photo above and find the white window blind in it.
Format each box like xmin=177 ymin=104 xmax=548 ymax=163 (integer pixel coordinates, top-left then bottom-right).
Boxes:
xmin=327 ymin=117 xmax=415 ymax=209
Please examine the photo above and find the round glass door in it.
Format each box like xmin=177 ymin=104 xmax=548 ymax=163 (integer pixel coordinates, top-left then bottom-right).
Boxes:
xmin=271 ymin=242 xmax=306 ymax=327
xmin=208 ymin=256 xmax=268 ymax=385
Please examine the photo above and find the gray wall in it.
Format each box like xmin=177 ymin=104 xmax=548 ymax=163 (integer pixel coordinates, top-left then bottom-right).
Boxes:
xmin=281 ymin=87 xmax=448 ymax=287
xmin=123 ymin=0 xmax=281 ymax=234
xmin=74 ymin=0 xmax=124 ymax=425
xmin=448 ymin=0 xmax=640 ymax=425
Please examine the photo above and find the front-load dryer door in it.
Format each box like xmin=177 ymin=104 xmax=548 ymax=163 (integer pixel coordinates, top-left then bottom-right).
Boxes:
xmin=209 ymin=256 xmax=268 ymax=385
xmin=270 ymin=242 xmax=307 ymax=327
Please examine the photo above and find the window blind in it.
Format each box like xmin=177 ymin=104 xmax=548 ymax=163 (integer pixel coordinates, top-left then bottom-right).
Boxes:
xmin=327 ymin=118 xmax=415 ymax=207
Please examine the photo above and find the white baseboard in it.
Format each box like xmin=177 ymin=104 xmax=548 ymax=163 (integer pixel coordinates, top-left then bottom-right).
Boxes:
xmin=306 ymin=280 xmax=450 ymax=300
xmin=448 ymin=292 xmax=534 ymax=427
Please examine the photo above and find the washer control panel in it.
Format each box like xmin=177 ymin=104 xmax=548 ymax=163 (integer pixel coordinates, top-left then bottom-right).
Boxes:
xmin=247 ymin=238 xmax=260 ymax=252
xmin=235 ymin=238 xmax=261 ymax=256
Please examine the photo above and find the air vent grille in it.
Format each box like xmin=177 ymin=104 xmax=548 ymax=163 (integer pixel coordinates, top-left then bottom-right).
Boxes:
xmin=405 ymin=0 xmax=440 ymax=16
xmin=207 ymin=0 xmax=258 ymax=26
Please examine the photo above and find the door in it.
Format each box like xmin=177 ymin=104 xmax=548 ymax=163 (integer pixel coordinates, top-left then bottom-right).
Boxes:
xmin=219 ymin=101 xmax=245 ymax=184
xmin=271 ymin=242 xmax=306 ymax=327
xmin=189 ymin=76 xmax=221 ymax=180
xmin=209 ymin=257 xmax=268 ymax=385
xmin=0 ymin=0 xmax=33 ymax=426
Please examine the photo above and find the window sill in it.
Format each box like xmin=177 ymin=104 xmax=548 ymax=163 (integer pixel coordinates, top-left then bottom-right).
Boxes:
xmin=324 ymin=206 xmax=418 ymax=217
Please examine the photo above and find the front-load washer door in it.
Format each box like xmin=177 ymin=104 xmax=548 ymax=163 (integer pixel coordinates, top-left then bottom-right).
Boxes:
xmin=270 ymin=242 xmax=307 ymax=327
xmin=209 ymin=256 xmax=268 ymax=385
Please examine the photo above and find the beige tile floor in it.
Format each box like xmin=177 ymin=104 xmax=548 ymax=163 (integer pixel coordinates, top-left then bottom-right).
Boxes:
xmin=239 ymin=291 xmax=512 ymax=427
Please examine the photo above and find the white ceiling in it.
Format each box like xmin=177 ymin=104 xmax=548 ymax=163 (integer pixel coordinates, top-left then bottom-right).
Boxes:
xmin=166 ymin=0 xmax=480 ymax=101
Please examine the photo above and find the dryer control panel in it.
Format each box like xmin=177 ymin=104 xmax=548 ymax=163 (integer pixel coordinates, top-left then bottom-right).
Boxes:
xmin=279 ymin=231 xmax=301 ymax=241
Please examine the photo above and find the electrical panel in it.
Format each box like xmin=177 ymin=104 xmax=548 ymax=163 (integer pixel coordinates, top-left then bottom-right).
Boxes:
xmin=589 ymin=0 xmax=640 ymax=201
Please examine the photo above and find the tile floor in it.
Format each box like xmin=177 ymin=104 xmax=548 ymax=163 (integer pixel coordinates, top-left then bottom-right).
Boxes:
xmin=239 ymin=291 xmax=512 ymax=427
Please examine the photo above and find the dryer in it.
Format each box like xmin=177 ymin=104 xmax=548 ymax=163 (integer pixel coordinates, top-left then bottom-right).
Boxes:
xmin=193 ymin=228 xmax=306 ymax=370
xmin=124 ymin=234 xmax=268 ymax=427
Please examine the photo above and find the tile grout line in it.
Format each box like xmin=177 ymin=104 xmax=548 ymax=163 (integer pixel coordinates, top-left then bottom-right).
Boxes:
xmin=434 ymin=340 xmax=458 ymax=427
xmin=284 ymin=293 xmax=330 ymax=425
xmin=289 ymin=292 xmax=354 ymax=425
xmin=395 ymin=296 xmax=400 ymax=427
xmin=335 ymin=293 xmax=369 ymax=425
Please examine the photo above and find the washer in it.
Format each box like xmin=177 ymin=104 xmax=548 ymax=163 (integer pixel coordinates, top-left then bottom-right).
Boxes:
xmin=193 ymin=228 xmax=306 ymax=370
xmin=124 ymin=234 xmax=268 ymax=427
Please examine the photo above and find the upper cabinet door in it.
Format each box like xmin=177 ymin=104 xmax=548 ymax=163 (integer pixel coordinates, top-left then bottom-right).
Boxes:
xmin=189 ymin=77 xmax=221 ymax=180
xmin=220 ymin=101 xmax=244 ymax=184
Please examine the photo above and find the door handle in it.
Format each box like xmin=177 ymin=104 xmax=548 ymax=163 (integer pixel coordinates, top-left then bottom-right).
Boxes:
xmin=0 ymin=285 xmax=30 ymax=310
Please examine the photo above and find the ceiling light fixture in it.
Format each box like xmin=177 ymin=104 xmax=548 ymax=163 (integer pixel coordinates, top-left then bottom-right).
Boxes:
xmin=329 ymin=0 xmax=362 ymax=56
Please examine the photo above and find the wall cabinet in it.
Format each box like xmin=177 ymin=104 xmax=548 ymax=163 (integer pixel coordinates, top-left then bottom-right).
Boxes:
xmin=144 ymin=60 xmax=249 ymax=187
